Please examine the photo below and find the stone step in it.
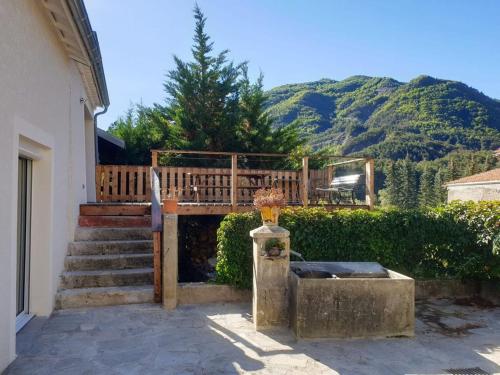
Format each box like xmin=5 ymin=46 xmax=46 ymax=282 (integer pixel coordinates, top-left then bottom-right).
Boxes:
xmin=68 ymin=240 xmax=153 ymax=256
xmin=78 ymin=215 xmax=151 ymax=228
xmin=55 ymin=285 xmax=154 ymax=309
xmin=60 ymin=268 xmax=153 ymax=289
xmin=74 ymin=227 xmax=152 ymax=241
xmin=64 ymin=254 xmax=153 ymax=271
xmin=80 ymin=203 xmax=151 ymax=216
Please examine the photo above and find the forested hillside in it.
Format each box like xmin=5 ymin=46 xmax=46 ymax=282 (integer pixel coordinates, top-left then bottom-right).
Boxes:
xmin=106 ymin=5 xmax=499 ymax=209
xmin=264 ymin=75 xmax=500 ymax=207
xmin=265 ymin=75 xmax=500 ymax=161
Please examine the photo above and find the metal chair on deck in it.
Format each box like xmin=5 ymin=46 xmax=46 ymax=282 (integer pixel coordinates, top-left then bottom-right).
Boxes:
xmin=315 ymin=174 xmax=362 ymax=204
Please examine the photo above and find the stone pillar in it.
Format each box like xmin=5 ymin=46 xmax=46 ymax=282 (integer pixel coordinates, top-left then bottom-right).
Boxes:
xmin=163 ymin=214 xmax=178 ymax=310
xmin=250 ymin=225 xmax=290 ymax=330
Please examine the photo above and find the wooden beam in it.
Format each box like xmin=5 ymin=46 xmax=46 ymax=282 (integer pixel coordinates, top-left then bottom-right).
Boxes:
xmin=80 ymin=204 xmax=150 ymax=216
xmin=326 ymin=165 xmax=335 ymax=181
xmin=167 ymin=202 xmax=370 ymax=215
xmin=302 ymin=156 xmax=309 ymax=207
xmin=365 ymin=158 xmax=375 ymax=209
xmin=151 ymin=151 xmax=158 ymax=167
xmin=327 ymin=158 xmax=366 ymax=167
xmin=95 ymin=165 xmax=102 ymax=202
xmin=175 ymin=204 xmax=250 ymax=215
xmin=153 ymin=231 xmax=162 ymax=303
xmin=151 ymin=149 xmax=288 ymax=158
xmin=231 ymin=154 xmax=238 ymax=211
xmin=151 ymin=149 xmax=372 ymax=160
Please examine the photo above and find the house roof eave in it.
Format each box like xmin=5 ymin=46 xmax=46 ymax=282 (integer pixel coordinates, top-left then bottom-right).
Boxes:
xmin=41 ymin=0 xmax=109 ymax=110
xmin=97 ymin=128 xmax=125 ymax=149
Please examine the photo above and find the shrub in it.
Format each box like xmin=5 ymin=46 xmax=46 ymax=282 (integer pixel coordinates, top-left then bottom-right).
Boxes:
xmin=215 ymin=201 xmax=500 ymax=288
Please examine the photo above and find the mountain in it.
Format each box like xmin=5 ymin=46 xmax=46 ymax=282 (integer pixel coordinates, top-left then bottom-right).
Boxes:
xmin=264 ymin=75 xmax=500 ymax=161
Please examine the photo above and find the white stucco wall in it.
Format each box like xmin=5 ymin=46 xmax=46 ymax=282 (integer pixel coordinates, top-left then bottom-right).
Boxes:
xmin=447 ymin=183 xmax=500 ymax=202
xmin=0 ymin=1 xmax=97 ymax=370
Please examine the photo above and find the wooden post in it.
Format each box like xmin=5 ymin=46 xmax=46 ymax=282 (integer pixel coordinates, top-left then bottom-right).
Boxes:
xmin=231 ymin=154 xmax=238 ymax=211
xmin=152 ymin=151 xmax=158 ymax=168
xmin=95 ymin=165 xmax=102 ymax=202
xmin=365 ymin=158 xmax=375 ymax=209
xmin=326 ymin=165 xmax=335 ymax=183
xmin=302 ymin=156 xmax=309 ymax=207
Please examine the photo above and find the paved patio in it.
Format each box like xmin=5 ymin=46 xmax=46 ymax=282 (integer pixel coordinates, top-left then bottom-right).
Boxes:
xmin=5 ymin=299 xmax=500 ymax=375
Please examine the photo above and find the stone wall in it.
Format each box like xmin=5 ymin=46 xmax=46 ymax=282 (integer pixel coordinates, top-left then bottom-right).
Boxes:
xmin=178 ymin=216 xmax=224 ymax=282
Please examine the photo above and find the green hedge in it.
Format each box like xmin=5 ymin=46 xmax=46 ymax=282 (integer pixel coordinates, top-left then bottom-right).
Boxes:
xmin=216 ymin=201 xmax=500 ymax=289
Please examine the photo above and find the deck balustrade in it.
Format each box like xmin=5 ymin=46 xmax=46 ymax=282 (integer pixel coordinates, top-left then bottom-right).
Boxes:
xmin=95 ymin=150 xmax=375 ymax=212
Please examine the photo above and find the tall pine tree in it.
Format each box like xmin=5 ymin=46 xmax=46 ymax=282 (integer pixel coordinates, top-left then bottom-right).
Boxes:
xmin=238 ymin=67 xmax=303 ymax=154
xmin=419 ymin=165 xmax=436 ymax=207
xmin=447 ymin=157 xmax=460 ymax=181
xmin=383 ymin=161 xmax=400 ymax=206
xmin=165 ymin=5 xmax=244 ymax=151
xmin=398 ymin=158 xmax=418 ymax=209
xmin=482 ymin=154 xmax=497 ymax=172
xmin=434 ymin=168 xmax=447 ymax=204
xmin=467 ymin=154 xmax=480 ymax=176
xmin=163 ymin=5 xmax=303 ymax=154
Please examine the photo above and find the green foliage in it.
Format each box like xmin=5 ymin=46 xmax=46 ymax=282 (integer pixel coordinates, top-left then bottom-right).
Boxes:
xmin=380 ymin=159 xmax=418 ymax=208
xmin=264 ymin=238 xmax=285 ymax=252
xmin=107 ymin=5 xmax=304 ymax=164
xmin=107 ymin=104 xmax=180 ymax=165
xmin=493 ymin=233 xmax=500 ymax=256
xmin=165 ymin=5 xmax=244 ymax=151
xmin=418 ymin=165 xmax=436 ymax=207
xmin=216 ymin=213 xmax=259 ymax=288
xmin=267 ymin=75 xmax=500 ymax=209
xmin=265 ymin=75 xmax=500 ymax=162
xmin=377 ymin=150 xmax=500 ymax=209
xmin=433 ymin=168 xmax=447 ymax=204
xmin=216 ymin=201 xmax=500 ymax=288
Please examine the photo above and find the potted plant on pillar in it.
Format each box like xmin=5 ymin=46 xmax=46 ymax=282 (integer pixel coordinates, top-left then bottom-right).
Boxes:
xmin=253 ymin=188 xmax=285 ymax=226
xmin=264 ymin=238 xmax=285 ymax=257
xmin=163 ymin=190 xmax=179 ymax=214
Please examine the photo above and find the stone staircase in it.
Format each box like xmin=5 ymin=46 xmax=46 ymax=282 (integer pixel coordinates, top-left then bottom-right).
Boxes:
xmin=55 ymin=204 xmax=155 ymax=309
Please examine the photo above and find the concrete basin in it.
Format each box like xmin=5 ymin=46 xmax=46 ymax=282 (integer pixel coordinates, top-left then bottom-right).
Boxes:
xmin=289 ymin=262 xmax=414 ymax=339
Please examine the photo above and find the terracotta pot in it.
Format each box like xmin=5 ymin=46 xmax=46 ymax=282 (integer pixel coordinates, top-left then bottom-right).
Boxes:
xmin=260 ymin=206 xmax=280 ymax=226
xmin=163 ymin=198 xmax=178 ymax=214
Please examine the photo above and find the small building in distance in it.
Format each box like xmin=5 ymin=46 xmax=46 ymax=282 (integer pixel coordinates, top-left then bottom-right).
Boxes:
xmin=446 ymin=168 xmax=500 ymax=202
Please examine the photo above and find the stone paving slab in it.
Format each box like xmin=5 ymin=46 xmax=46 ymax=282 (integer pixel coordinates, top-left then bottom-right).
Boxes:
xmin=4 ymin=299 xmax=500 ymax=375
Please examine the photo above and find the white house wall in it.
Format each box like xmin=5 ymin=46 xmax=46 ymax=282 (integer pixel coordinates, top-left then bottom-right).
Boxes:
xmin=447 ymin=184 xmax=500 ymax=202
xmin=0 ymin=0 xmax=97 ymax=370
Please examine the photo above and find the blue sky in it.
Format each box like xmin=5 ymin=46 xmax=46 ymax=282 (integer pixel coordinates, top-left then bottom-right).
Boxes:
xmin=85 ymin=0 xmax=500 ymax=130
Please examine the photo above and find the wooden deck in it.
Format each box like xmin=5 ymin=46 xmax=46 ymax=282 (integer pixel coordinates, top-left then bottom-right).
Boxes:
xmin=170 ymin=202 xmax=369 ymax=215
xmin=94 ymin=149 xmax=375 ymax=218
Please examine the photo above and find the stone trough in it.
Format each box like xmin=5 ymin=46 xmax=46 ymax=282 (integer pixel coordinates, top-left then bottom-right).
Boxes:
xmin=250 ymin=225 xmax=415 ymax=340
xmin=290 ymin=262 xmax=415 ymax=339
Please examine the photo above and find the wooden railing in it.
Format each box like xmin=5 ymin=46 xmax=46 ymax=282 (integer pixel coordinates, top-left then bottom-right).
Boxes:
xmin=96 ymin=165 xmax=341 ymax=204
xmin=95 ymin=151 xmax=375 ymax=209
xmin=95 ymin=165 xmax=151 ymax=202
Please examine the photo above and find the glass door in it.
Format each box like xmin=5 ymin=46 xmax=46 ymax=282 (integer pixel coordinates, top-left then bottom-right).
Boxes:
xmin=16 ymin=157 xmax=32 ymax=332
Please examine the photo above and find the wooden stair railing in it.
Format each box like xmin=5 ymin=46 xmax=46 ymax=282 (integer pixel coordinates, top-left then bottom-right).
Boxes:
xmin=150 ymin=167 xmax=162 ymax=303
